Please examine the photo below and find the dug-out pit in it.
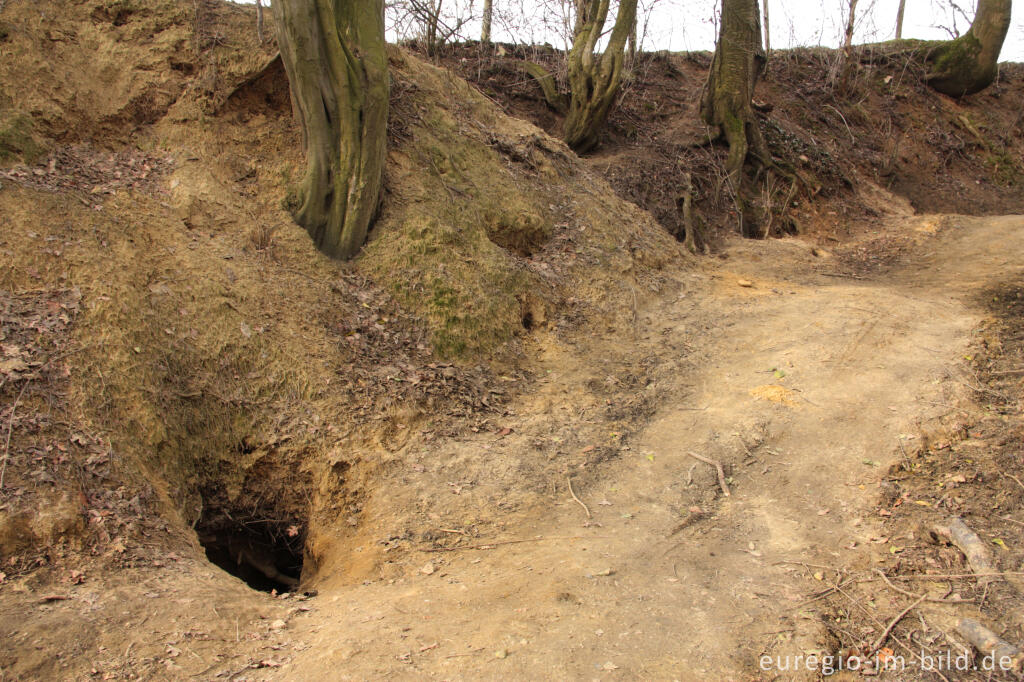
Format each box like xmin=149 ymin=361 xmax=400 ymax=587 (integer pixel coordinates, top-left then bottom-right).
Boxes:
xmin=196 ymin=506 xmax=306 ymax=593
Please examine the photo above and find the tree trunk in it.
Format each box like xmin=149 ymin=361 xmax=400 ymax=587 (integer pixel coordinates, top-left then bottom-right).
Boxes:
xmin=255 ymin=0 xmax=264 ymax=44
xmin=762 ymin=0 xmax=770 ymax=55
xmin=834 ymin=0 xmax=858 ymax=90
xmin=895 ymin=0 xmax=906 ymax=39
xmin=427 ymin=0 xmax=441 ymax=56
xmin=481 ymin=0 xmax=492 ymax=43
xmin=926 ymin=0 xmax=1012 ymax=97
xmin=272 ymin=0 xmax=389 ymax=260
xmin=562 ymin=0 xmax=638 ymax=153
xmin=842 ymin=0 xmax=857 ymax=54
xmin=628 ymin=15 xmax=637 ymax=62
xmin=700 ymin=0 xmax=770 ymax=237
xmin=525 ymin=62 xmax=569 ymax=113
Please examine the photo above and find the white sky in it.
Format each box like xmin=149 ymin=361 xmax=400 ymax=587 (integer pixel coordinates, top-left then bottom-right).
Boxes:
xmin=643 ymin=0 xmax=1024 ymax=61
xmin=237 ymin=1 xmax=1024 ymax=62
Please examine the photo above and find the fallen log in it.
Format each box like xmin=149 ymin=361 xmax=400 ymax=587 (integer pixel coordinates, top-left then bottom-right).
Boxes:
xmin=956 ymin=618 xmax=1023 ymax=672
xmin=930 ymin=517 xmax=996 ymax=586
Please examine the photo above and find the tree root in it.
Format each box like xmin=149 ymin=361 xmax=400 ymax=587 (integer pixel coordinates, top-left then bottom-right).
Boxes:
xmin=523 ymin=62 xmax=567 ymax=114
xmin=730 ymin=123 xmax=820 ymax=239
xmin=678 ymin=171 xmax=705 ymax=254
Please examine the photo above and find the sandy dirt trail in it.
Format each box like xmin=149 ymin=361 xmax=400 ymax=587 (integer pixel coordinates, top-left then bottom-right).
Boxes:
xmin=277 ymin=215 xmax=1024 ymax=680
xmin=9 ymin=215 xmax=1020 ymax=681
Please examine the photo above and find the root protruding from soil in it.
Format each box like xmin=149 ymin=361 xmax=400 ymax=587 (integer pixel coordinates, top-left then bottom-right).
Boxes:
xmin=197 ymin=513 xmax=305 ymax=593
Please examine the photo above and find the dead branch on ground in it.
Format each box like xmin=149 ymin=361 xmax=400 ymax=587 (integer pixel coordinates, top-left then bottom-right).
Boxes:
xmin=687 ymin=451 xmax=730 ymax=497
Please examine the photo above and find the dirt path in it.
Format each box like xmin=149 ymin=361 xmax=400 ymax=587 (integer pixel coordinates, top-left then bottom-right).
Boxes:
xmin=5 ymin=214 xmax=1023 ymax=681
xmin=268 ymin=214 xmax=1023 ymax=680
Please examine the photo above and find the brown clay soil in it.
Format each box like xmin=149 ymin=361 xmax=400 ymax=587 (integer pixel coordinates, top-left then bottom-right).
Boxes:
xmin=8 ymin=210 xmax=1024 ymax=681
xmin=3 ymin=2 xmax=1024 ymax=681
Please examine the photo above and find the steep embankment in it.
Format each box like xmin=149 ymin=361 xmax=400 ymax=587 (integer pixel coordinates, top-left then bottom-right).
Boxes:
xmin=441 ymin=44 xmax=1024 ymax=244
xmin=4 ymin=2 xmax=1024 ymax=681
xmin=0 ymin=0 xmax=682 ymax=646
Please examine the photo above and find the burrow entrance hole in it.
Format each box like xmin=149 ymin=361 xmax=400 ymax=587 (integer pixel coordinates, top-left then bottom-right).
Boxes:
xmin=196 ymin=509 xmax=306 ymax=593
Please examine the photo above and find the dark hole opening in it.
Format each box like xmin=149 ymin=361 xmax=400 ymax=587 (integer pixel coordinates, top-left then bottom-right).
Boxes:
xmin=197 ymin=516 xmax=304 ymax=593
xmin=521 ymin=310 xmax=534 ymax=330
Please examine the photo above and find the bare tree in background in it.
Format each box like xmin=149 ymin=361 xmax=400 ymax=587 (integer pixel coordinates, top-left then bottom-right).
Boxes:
xmin=255 ymin=0 xmax=265 ymax=44
xmin=387 ymin=0 xmax=475 ymax=55
xmin=875 ymin=0 xmax=1013 ymax=96
xmin=832 ymin=0 xmax=858 ymax=89
xmin=481 ymin=0 xmax=493 ymax=42
xmin=895 ymin=0 xmax=906 ymax=38
xmin=842 ymin=0 xmax=858 ymax=54
xmin=701 ymin=0 xmax=812 ymax=238
xmin=931 ymin=0 xmax=974 ymax=37
xmin=522 ymin=0 xmax=638 ymax=153
xmin=762 ymin=0 xmax=770 ymax=54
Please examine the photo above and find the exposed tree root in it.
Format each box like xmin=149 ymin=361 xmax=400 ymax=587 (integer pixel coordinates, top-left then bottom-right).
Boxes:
xmin=524 ymin=62 xmax=567 ymax=114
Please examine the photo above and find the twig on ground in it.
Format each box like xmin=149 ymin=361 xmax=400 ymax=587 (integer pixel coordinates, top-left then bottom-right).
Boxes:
xmin=0 ymin=382 xmax=29 ymax=490
xmin=893 ymin=571 xmax=1024 ymax=580
xmin=820 ymin=271 xmax=868 ymax=280
xmin=824 ymin=104 xmax=856 ymax=143
xmin=873 ymin=569 xmax=973 ymax=603
xmin=737 ymin=436 xmax=760 ymax=464
xmin=896 ymin=437 xmax=912 ymax=469
xmin=567 ymin=477 xmax=591 ymax=518
xmin=667 ymin=510 xmax=705 ymax=539
xmin=835 ymin=584 xmax=887 ymax=630
xmin=773 ymin=559 xmax=840 ymax=572
xmin=1003 ymin=473 xmax=1024 ymax=492
xmin=686 ymin=451 xmax=730 ymax=496
xmin=420 ymin=535 xmax=596 ymax=553
xmin=948 ymin=368 xmax=1009 ymax=401
xmin=872 ymin=595 xmax=926 ymax=653
xmin=795 ymin=576 xmax=871 ymax=607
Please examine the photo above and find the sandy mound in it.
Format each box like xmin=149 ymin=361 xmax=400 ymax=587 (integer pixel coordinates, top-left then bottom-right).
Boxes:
xmin=0 ymin=0 xmax=684 ymax=614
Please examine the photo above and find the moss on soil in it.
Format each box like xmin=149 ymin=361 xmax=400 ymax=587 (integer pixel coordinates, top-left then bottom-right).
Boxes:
xmin=0 ymin=115 xmax=44 ymax=164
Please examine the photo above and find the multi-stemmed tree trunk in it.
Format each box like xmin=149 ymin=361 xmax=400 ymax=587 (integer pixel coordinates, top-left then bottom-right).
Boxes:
xmin=272 ymin=0 xmax=389 ymax=260
xmin=701 ymin=0 xmax=772 ymax=237
xmin=926 ymin=0 xmax=1012 ymax=96
xmin=422 ymin=0 xmax=442 ymax=55
xmin=562 ymin=0 xmax=638 ymax=153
